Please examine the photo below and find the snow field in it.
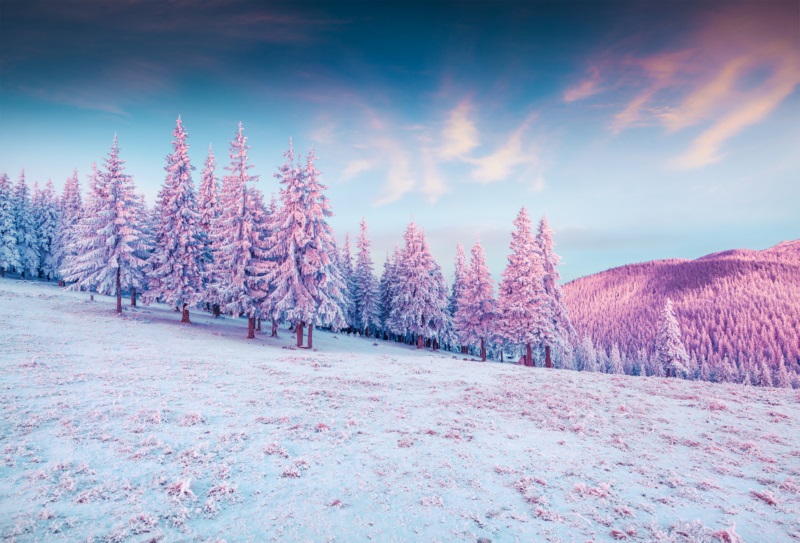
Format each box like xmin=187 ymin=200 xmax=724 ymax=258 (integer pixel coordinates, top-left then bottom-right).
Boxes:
xmin=1 ymin=278 xmax=799 ymax=542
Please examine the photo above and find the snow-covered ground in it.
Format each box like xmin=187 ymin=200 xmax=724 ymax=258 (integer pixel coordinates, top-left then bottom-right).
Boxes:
xmin=1 ymin=278 xmax=799 ymax=542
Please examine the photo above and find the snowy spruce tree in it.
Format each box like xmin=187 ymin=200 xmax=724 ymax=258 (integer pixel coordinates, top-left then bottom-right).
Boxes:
xmin=536 ymin=215 xmax=575 ymax=367
xmin=11 ymin=171 xmax=40 ymax=278
xmin=576 ymin=335 xmax=599 ymax=372
xmin=454 ymin=239 xmax=495 ymax=361
xmin=496 ymin=207 xmax=552 ymax=366
xmin=389 ymin=221 xmax=451 ymax=349
xmin=607 ymin=343 xmax=623 ymax=374
xmin=266 ymin=142 xmax=345 ymax=348
xmin=377 ymin=248 xmax=398 ymax=339
xmin=145 ymin=117 xmax=205 ymax=323
xmin=198 ymin=144 xmax=220 ymax=311
xmin=63 ymin=136 xmax=147 ymax=314
xmin=0 ymin=172 xmax=20 ymax=277
xmin=655 ymin=298 xmax=689 ymax=377
xmin=52 ymin=170 xmax=83 ymax=284
xmin=449 ymin=243 xmax=468 ymax=352
xmin=353 ymin=218 xmax=380 ymax=337
xmin=32 ymin=180 xmax=60 ymax=280
xmin=212 ymin=123 xmax=271 ymax=338
xmin=339 ymin=233 xmax=357 ymax=332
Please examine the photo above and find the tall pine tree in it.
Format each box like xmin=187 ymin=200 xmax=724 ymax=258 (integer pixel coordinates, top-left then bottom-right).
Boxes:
xmin=454 ymin=239 xmax=495 ymax=361
xmin=0 ymin=172 xmax=20 ymax=277
xmin=11 ymin=171 xmax=40 ymax=278
xmin=32 ymin=180 xmax=60 ymax=280
xmin=353 ymin=218 xmax=380 ymax=337
xmin=53 ymin=170 xmax=83 ymax=284
xmin=449 ymin=243 xmax=468 ymax=353
xmin=655 ymin=298 xmax=689 ymax=377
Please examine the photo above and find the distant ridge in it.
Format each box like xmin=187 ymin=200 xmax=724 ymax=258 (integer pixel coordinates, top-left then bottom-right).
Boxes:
xmin=563 ymin=240 xmax=800 ymax=372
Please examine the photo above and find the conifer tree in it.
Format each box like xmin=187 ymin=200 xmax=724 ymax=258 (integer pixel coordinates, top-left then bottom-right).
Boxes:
xmin=389 ymin=221 xmax=451 ymax=349
xmin=53 ymin=170 xmax=83 ymax=284
xmin=198 ymin=144 xmax=220 ymax=311
xmin=353 ymin=218 xmax=380 ymax=337
xmin=377 ymin=249 xmax=398 ymax=339
xmin=212 ymin=123 xmax=271 ymax=338
xmin=454 ymin=239 xmax=495 ymax=361
xmin=146 ymin=117 xmax=204 ymax=323
xmin=536 ymin=215 xmax=575 ymax=367
xmin=0 ymin=172 xmax=20 ymax=277
xmin=63 ymin=136 xmax=147 ymax=313
xmin=577 ymin=335 xmax=599 ymax=372
xmin=11 ymin=171 xmax=40 ymax=278
xmin=339 ymin=233 xmax=357 ymax=332
xmin=774 ymin=357 xmax=791 ymax=389
xmin=608 ymin=343 xmax=623 ymax=374
xmin=496 ymin=207 xmax=552 ymax=366
xmin=449 ymin=243 xmax=468 ymax=352
xmin=655 ymin=298 xmax=689 ymax=377
xmin=32 ymin=180 xmax=60 ymax=280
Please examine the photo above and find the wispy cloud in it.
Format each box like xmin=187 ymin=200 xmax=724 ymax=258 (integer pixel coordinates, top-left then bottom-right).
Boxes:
xmin=372 ymin=138 xmax=416 ymax=206
xmin=563 ymin=66 xmax=602 ymax=103
xmin=342 ymin=159 xmax=374 ymax=178
xmin=421 ymin=151 xmax=447 ymax=203
xmin=467 ymin=116 xmax=537 ymax=183
xmin=439 ymin=100 xmax=479 ymax=159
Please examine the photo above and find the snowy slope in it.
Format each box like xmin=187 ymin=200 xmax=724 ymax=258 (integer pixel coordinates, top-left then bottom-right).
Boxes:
xmin=1 ymin=278 xmax=799 ymax=542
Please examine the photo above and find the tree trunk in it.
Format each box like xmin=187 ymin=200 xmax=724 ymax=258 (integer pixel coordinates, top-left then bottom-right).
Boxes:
xmin=307 ymin=324 xmax=313 ymax=349
xmin=0 ymin=267 xmax=5 ymax=278
xmin=500 ymin=351 xmax=504 ymax=363
xmin=296 ymin=322 xmax=304 ymax=348
xmin=257 ymin=318 xmax=261 ymax=332
xmin=130 ymin=288 xmax=136 ymax=307
xmin=271 ymin=319 xmax=278 ymax=337
xmin=115 ymin=268 xmax=122 ymax=314
xmin=365 ymin=326 xmax=370 ymax=338
xmin=417 ymin=334 xmax=424 ymax=349
xmin=545 ymin=345 xmax=552 ymax=368
xmin=212 ymin=303 xmax=220 ymax=318
xmin=247 ymin=316 xmax=255 ymax=339
xmin=526 ymin=343 xmax=533 ymax=367
xmin=480 ymin=338 xmax=486 ymax=361
xmin=181 ymin=303 xmax=191 ymax=323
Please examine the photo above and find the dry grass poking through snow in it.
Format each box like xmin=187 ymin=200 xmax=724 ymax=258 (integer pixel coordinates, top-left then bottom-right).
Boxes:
xmin=1 ymin=278 xmax=799 ymax=542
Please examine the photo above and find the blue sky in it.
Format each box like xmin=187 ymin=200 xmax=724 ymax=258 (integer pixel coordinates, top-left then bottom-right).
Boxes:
xmin=1 ymin=0 xmax=798 ymax=282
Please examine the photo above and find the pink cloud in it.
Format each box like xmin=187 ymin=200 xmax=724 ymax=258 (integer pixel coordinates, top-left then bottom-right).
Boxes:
xmin=563 ymin=66 xmax=602 ymax=103
xmin=439 ymin=100 xmax=479 ymax=159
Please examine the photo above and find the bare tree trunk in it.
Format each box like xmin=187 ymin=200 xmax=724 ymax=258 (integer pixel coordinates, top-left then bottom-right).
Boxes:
xmin=213 ymin=304 xmax=220 ymax=318
xmin=130 ymin=288 xmax=136 ymax=307
xmin=247 ymin=316 xmax=255 ymax=339
xmin=181 ymin=303 xmax=191 ymax=323
xmin=500 ymin=351 xmax=504 ymax=363
xmin=545 ymin=345 xmax=551 ymax=368
xmin=0 ymin=267 xmax=5 ymax=278
xmin=271 ymin=318 xmax=278 ymax=337
xmin=526 ymin=343 xmax=533 ymax=367
xmin=257 ymin=318 xmax=261 ymax=332
xmin=365 ymin=326 xmax=371 ymax=338
xmin=296 ymin=322 xmax=304 ymax=348
xmin=116 ymin=268 xmax=122 ymax=314
xmin=480 ymin=338 xmax=486 ymax=361
xmin=417 ymin=334 xmax=424 ymax=349
xmin=307 ymin=324 xmax=313 ymax=349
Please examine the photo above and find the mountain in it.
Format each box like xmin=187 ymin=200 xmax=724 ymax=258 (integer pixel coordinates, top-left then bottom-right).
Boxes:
xmin=563 ymin=240 xmax=800 ymax=375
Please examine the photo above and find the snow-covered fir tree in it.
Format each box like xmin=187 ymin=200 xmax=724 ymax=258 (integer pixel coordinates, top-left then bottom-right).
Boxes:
xmin=32 ymin=180 xmax=60 ymax=280
xmin=496 ymin=207 xmax=552 ymax=366
xmin=145 ymin=117 xmax=204 ymax=323
xmin=607 ymin=343 xmax=623 ymax=374
xmin=449 ymin=243 xmax=468 ymax=352
xmin=389 ymin=221 xmax=451 ymax=349
xmin=212 ymin=123 xmax=271 ymax=338
xmin=0 ymin=172 xmax=20 ymax=277
xmin=454 ymin=239 xmax=495 ymax=361
xmin=11 ymin=171 xmax=40 ymax=278
xmin=655 ymin=298 xmax=689 ymax=377
xmin=774 ymin=358 xmax=791 ymax=389
xmin=52 ymin=170 xmax=82 ymax=283
xmin=198 ymin=144 xmax=220 ymax=309
xmin=353 ymin=218 xmax=380 ymax=337
xmin=536 ymin=215 xmax=575 ymax=367
xmin=377 ymin=249 xmax=398 ymax=339
xmin=63 ymin=136 xmax=148 ymax=313
xmin=576 ymin=335 xmax=599 ymax=372
xmin=339 ymin=233 xmax=357 ymax=332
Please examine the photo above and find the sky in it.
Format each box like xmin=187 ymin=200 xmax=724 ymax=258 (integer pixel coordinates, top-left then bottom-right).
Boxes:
xmin=1 ymin=0 xmax=798 ymax=282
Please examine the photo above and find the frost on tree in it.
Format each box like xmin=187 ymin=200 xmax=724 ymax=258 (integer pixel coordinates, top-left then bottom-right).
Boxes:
xmin=211 ymin=123 xmax=271 ymax=338
xmin=454 ymin=240 xmax=495 ymax=361
xmin=389 ymin=221 xmax=451 ymax=350
xmin=198 ymin=144 xmax=221 ymax=312
xmin=377 ymin=248 xmax=399 ymax=339
xmin=62 ymin=136 xmax=148 ymax=314
xmin=0 ymin=172 xmax=20 ymax=277
xmin=146 ymin=117 xmax=205 ymax=323
xmin=11 ymin=171 xmax=40 ymax=278
xmin=266 ymin=141 xmax=345 ymax=348
xmin=31 ymin=180 xmax=60 ymax=280
xmin=53 ymin=170 xmax=83 ymax=285
xmin=353 ymin=218 xmax=380 ymax=337
xmin=496 ymin=207 xmax=552 ymax=367
xmin=576 ymin=335 xmax=599 ymax=372
xmin=449 ymin=243 xmax=468 ymax=353
xmin=338 ymin=233 xmax=357 ymax=332
xmin=655 ymin=298 xmax=689 ymax=377
xmin=536 ymin=215 xmax=575 ymax=368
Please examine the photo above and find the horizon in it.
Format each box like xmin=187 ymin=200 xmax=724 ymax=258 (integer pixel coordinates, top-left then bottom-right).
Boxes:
xmin=1 ymin=0 xmax=798 ymax=282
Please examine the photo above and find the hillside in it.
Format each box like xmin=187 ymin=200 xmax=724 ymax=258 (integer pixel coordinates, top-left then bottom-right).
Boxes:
xmin=563 ymin=241 xmax=800 ymax=376
xmin=2 ymin=278 xmax=799 ymax=542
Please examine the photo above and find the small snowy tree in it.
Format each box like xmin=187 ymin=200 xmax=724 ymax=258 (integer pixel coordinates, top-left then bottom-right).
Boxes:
xmin=496 ymin=207 xmax=552 ymax=367
xmin=377 ymin=248 xmax=398 ymax=339
xmin=454 ymin=239 xmax=495 ymax=361
xmin=11 ymin=171 xmax=40 ymax=278
xmin=353 ymin=218 xmax=380 ymax=337
xmin=0 ymin=172 xmax=20 ymax=277
xmin=32 ymin=180 xmax=60 ymax=280
xmin=53 ymin=170 xmax=83 ymax=284
xmin=63 ymin=136 xmax=148 ymax=313
xmin=339 ymin=233 xmax=357 ymax=332
xmin=655 ymin=298 xmax=689 ymax=377
xmin=536 ymin=215 xmax=575 ymax=367
xmin=389 ymin=221 xmax=451 ymax=349
xmin=607 ymin=343 xmax=623 ymax=374
xmin=198 ymin=144 xmax=220 ymax=311
xmin=774 ymin=358 xmax=791 ymax=389
xmin=449 ymin=243 xmax=468 ymax=352
xmin=146 ymin=117 xmax=204 ymax=323
xmin=576 ymin=335 xmax=599 ymax=372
